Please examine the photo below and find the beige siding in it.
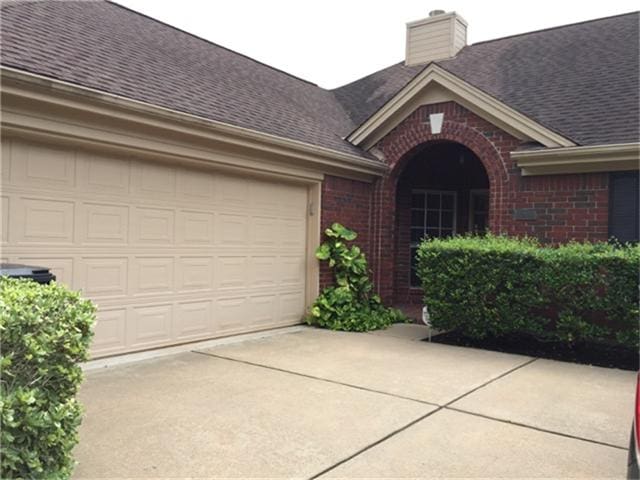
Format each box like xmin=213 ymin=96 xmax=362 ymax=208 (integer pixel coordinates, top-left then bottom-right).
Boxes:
xmin=1 ymin=137 xmax=309 ymax=358
xmin=453 ymin=18 xmax=467 ymax=54
xmin=405 ymin=12 xmax=467 ymax=66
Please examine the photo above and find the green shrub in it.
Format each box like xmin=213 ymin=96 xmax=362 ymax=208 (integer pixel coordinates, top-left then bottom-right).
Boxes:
xmin=0 ymin=278 xmax=95 ymax=479
xmin=416 ymin=234 xmax=639 ymax=348
xmin=306 ymin=223 xmax=406 ymax=331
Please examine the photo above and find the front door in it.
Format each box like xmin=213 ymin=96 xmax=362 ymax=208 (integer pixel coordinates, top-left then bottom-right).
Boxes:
xmin=410 ymin=190 xmax=457 ymax=286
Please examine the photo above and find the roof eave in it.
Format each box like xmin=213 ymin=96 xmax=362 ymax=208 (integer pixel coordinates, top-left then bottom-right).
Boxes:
xmin=513 ymin=142 xmax=640 ymax=176
xmin=1 ymin=66 xmax=387 ymax=180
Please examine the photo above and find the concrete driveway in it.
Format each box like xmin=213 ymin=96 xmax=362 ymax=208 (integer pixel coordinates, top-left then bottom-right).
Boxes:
xmin=73 ymin=325 xmax=635 ymax=479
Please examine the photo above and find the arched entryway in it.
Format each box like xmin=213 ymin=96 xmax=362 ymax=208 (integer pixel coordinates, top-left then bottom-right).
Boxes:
xmin=368 ymin=104 xmax=511 ymax=311
xmin=393 ymin=141 xmax=490 ymax=306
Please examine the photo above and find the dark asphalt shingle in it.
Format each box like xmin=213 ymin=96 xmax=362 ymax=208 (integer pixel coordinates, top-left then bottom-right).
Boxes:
xmin=333 ymin=12 xmax=639 ymax=146
xmin=0 ymin=0 xmax=365 ymax=157
xmin=1 ymin=2 xmax=637 ymax=152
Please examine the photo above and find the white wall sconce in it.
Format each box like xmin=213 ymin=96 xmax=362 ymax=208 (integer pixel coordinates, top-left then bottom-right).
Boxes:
xmin=429 ymin=113 xmax=444 ymax=134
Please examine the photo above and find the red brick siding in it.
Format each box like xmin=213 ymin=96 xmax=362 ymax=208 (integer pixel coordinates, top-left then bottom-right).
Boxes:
xmin=368 ymin=101 xmax=609 ymax=304
xmin=507 ymin=173 xmax=609 ymax=242
xmin=319 ymin=175 xmax=374 ymax=288
xmin=318 ymin=101 xmax=609 ymax=305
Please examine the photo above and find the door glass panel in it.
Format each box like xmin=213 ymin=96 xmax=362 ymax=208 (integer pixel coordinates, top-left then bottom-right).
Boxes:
xmin=411 ymin=194 xmax=425 ymax=209
xmin=470 ymin=191 xmax=489 ymax=233
xmin=411 ymin=210 xmax=425 ymax=227
xmin=425 ymin=228 xmax=440 ymax=238
xmin=410 ymin=190 xmax=457 ymax=286
xmin=411 ymin=228 xmax=424 ymax=243
xmin=426 ymin=194 xmax=440 ymax=209
xmin=441 ymin=211 xmax=453 ymax=228
xmin=426 ymin=210 xmax=439 ymax=227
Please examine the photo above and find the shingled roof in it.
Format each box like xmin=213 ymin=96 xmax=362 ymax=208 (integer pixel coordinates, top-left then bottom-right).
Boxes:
xmin=1 ymin=1 xmax=638 ymax=154
xmin=334 ymin=12 xmax=639 ymax=146
xmin=0 ymin=0 xmax=364 ymax=157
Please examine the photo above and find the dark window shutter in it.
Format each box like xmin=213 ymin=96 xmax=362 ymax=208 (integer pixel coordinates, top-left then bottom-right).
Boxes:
xmin=609 ymin=171 xmax=639 ymax=243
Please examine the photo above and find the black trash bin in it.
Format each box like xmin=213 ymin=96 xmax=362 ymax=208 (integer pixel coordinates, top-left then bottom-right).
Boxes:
xmin=0 ymin=263 xmax=56 ymax=284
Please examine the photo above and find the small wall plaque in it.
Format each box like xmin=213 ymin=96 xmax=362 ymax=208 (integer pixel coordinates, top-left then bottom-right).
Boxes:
xmin=513 ymin=208 xmax=537 ymax=220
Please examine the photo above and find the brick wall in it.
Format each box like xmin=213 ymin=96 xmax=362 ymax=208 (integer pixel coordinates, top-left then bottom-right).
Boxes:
xmin=507 ymin=173 xmax=609 ymax=242
xmin=319 ymin=175 xmax=374 ymax=288
xmin=367 ymin=101 xmax=609 ymax=305
xmin=319 ymin=101 xmax=610 ymax=305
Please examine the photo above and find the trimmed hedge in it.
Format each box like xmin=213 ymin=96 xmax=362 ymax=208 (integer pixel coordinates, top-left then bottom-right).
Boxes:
xmin=0 ymin=278 xmax=95 ymax=479
xmin=416 ymin=235 xmax=639 ymax=348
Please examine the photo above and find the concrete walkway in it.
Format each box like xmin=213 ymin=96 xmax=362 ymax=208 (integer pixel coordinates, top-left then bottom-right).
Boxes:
xmin=73 ymin=325 xmax=634 ymax=478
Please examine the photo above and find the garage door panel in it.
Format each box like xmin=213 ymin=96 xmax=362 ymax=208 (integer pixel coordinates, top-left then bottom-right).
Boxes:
xmin=175 ymin=300 xmax=214 ymax=341
xmin=178 ymin=257 xmax=214 ymax=292
xmin=250 ymin=216 xmax=279 ymax=246
xmin=80 ymin=257 xmax=128 ymax=298
xmin=217 ymin=175 xmax=249 ymax=208
xmin=216 ymin=296 xmax=247 ymax=332
xmin=16 ymin=256 xmax=74 ymax=288
xmin=80 ymin=202 xmax=129 ymax=244
xmin=249 ymin=256 xmax=278 ymax=288
xmin=247 ymin=294 xmax=278 ymax=329
xmin=129 ymin=304 xmax=173 ymax=348
xmin=177 ymin=169 xmax=215 ymax=200
xmin=18 ymin=197 xmax=75 ymax=244
xmin=215 ymin=256 xmax=247 ymax=290
xmin=280 ymin=255 xmax=306 ymax=286
xmin=217 ymin=213 xmax=249 ymax=245
xmin=131 ymin=162 xmax=177 ymax=198
xmin=2 ymin=140 xmax=309 ymax=357
xmin=177 ymin=210 xmax=214 ymax=245
xmin=281 ymin=292 xmax=306 ymax=323
xmin=281 ymin=186 xmax=308 ymax=217
xmin=78 ymin=153 xmax=131 ymax=195
xmin=132 ymin=207 xmax=175 ymax=244
xmin=282 ymin=218 xmax=306 ymax=248
xmin=92 ymin=308 xmax=127 ymax=356
xmin=249 ymin=181 xmax=281 ymax=213
xmin=1 ymin=140 xmax=11 ymax=180
xmin=11 ymin=140 xmax=76 ymax=189
xmin=1 ymin=196 xmax=9 ymax=243
xmin=132 ymin=257 xmax=175 ymax=295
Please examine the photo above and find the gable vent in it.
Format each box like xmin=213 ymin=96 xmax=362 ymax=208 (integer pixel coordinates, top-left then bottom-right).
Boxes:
xmin=405 ymin=10 xmax=468 ymax=66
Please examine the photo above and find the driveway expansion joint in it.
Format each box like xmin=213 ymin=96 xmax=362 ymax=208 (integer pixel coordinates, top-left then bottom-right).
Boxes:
xmin=192 ymin=349 xmax=440 ymax=408
xmin=193 ymin=350 xmax=534 ymax=480
xmin=444 ymin=406 xmax=628 ymax=451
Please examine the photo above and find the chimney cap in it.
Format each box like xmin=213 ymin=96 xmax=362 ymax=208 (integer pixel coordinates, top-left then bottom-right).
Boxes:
xmin=429 ymin=9 xmax=446 ymax=17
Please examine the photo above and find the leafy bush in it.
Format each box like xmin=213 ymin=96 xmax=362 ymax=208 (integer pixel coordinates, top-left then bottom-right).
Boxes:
xmin=0 ymin=278 xmax=95 ymax=479
xmin=306 ymin=223 xmax=406 ymax=331
xmin=416 ymin=234 xmax=639 ymax=348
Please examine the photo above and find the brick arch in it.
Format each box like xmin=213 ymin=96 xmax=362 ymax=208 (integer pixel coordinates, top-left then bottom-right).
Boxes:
xmin=370 ymin=102 xmax=518 ymax=303
xmin=387 ymin=120 xmax=509 ymax=186
xmin=384 ymin=120 xmax=510 ymax=235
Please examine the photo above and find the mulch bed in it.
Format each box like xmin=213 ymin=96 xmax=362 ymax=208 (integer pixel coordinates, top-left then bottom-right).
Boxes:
xmin=427 ymin=330 xmax=638 ymax=371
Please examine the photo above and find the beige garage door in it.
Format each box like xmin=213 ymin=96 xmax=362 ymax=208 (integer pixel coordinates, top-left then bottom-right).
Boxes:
xmin=1 ymin=138 xmax=309 ymax=357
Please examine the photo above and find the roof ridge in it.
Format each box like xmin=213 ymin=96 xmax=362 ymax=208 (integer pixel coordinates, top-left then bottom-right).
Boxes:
xmin=105 ymin=0 xmax=320 ymax=88
xmin=470 ymin=10 xmax=639 ymax=47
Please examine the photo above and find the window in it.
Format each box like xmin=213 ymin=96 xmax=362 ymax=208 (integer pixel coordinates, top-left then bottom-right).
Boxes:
xmin=469 ymin=190 xmax=489 ymax=233
xmin=410 ymin=190 xmax=456 ymax=287
xmin=609 ymin=171 xmax=639 ymax=243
